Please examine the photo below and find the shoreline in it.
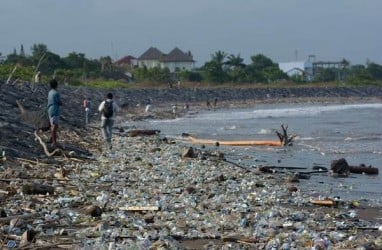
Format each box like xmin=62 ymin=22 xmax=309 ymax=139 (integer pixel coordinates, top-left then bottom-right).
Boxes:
xmin=1 ymin=83 xmax=382 ymax=248
xmin=124 ymin=95 xmax=382 ymax=122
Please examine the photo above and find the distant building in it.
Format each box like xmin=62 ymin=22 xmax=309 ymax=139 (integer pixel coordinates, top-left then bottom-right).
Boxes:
xmin=278 ymin=58 xmax=314 ymax=81
xmin=160 ymin=47 xmax=195 ymax=72
xmin=114 ymin=55 xmax=137 ymax=68
xmin=137 ymin=47 xmax=195 ymax=72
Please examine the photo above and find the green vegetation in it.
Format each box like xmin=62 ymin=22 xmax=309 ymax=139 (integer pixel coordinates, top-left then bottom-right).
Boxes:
xmin=0 ymin=43 xmax=381 ymax=88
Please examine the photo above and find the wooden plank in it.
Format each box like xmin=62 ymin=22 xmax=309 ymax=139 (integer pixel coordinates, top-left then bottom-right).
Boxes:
xmin=310 ymin=199 xmax=335 ymax=206
xmin=119 ymin=206 xmax=159 ymax=211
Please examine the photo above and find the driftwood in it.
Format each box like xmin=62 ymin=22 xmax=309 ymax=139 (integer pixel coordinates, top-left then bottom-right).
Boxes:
xmin=299 ymin=170 xmax=328 ymax=174
xmin=223 ymin=159 xmax=251 ymax=172
xmin=34 ymin=130 xmax=62 ymax=157
xmin=22 ymin=183 xmax=54 ymax=195
xmin=31 ymin=52 xmax=47 ymax=92
xmin=275 ymin=124 xmax=297 ymax=146
xmin=6 ymin=64 xmax=18 ymax=84
xmin=349 ymin=165 xmax=379 ymax=175
xmin=127 ymin=129 xmax=160 ymax=137
xmin=330 ymin=158 xmax=350 ymax=177
xmin=181 ymin=147 xmax=196 ymax=158
xmin=310 ymin=199 xmax=335 ymax=206
xmin=331 ymin=159 xmax=378 ymax=175
xmin=260 ymin=166 xmax=307 ymax=170
xmin=119 ymin=206 xmax=159 ymax=211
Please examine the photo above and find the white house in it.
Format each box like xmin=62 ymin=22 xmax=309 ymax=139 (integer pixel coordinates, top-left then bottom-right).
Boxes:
xmin=137 ymin=47 xmax=195 ymax=72
xmin=278 ymin=59 xmax=314 ymax=81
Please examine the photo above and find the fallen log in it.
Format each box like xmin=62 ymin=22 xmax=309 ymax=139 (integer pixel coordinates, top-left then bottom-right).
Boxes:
xmin=127 ymin=129 xmax=160 ymax=137
xmin=349 ymin=165 xmax=378 ymax=175
xmin=22 ymin=183 xmax=54 ymax=195
xmin=299 ymin=170 xmax=328 ymax=174
xmin=310 ymin=199 xmax=335 ymax=206
xmin=119 ymin=206 xmax=159 ymax=211
xmin=261 ymin=166 xmax=307 ymax=170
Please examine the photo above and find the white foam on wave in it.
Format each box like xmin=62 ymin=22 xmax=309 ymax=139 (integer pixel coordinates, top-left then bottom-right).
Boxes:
xmin=257 ymin=128 xmax=273 ymax=135
xmin=252 ymin=103 xmax=382 ymax=119
xmin=182 ymin=103 xmax=382 ymax=121
xmin=223 ymin=125 xmax=237 ymax=130
xmin=297 ymin=137 xmax=315 ymax=141
xmin=344 ymin=136 xmax=382 ymax=141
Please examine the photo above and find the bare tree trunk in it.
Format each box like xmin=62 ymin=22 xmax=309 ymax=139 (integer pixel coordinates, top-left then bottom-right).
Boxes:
xmin=6 ymin=64 xmax=18 ymax=84
xmin=31 ymin=52 xmax=47 ymax=92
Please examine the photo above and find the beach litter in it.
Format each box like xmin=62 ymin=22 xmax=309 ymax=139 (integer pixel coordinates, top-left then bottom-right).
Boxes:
xmin=1 ymin=133 xmax=381 ymax=249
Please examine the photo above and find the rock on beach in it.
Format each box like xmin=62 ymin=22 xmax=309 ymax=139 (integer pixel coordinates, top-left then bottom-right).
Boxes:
xmin=1 ymin=80 xmax=382 ymax=248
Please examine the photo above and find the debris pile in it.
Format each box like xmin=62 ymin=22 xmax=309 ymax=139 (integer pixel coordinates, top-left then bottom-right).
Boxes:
xmin=1 ymin=133 xmax=382 ymax=249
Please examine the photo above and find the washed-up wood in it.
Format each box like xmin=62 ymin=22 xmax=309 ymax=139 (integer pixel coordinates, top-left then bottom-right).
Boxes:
xmin=261 ymin=166 xmax=307 ymax=170
xmin=310 ymin=199 xmax=335 ymax=206
xmin=83 ymin=205 xmax=103 ymax=217
xmin=127 ymin=129 xmax=160 ymax=137
xmin=349 ymin=165 xmax=378 ymax=175
xmin=223 ymin=159 xmax=251 ymax=172
xmin=223 ymin=236 xmax=258 ymax=244
xmin=182 ymin=147 xmax=196 ymax=158
xmin=22 ymin=183 xmax=54 ymax=195
xmin=34 ymin=130 xmax=62 ymax=157
xmin=331 ymin=158 xmax=350 ymax=176
xmin=275 ymin=124 xmax=297 ymax=146
xmin=299 ymin=170 xmax=328 ymax=174
xmin=119 ymin=206 xmax=159 ymax=211
xmin=258 ymin=166 xmax=307 ymax=174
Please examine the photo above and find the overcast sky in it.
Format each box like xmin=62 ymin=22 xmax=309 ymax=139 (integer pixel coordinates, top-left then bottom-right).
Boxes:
xmin=1 ymin=0 xmax=381 ymax=66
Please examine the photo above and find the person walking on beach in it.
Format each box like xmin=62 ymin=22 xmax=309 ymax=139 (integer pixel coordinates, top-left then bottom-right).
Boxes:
xmin=213 ymin=97 xmax=218 ymax=110
xmin=47 ymin=79 xmax=62 ymax=148
xmin=206 ymin=99 xmax=211 ymax=110
xmin=83 ymin=97 xmax=91 ymax=125
xmin=98 ymin=93 xmax=119 ymax=150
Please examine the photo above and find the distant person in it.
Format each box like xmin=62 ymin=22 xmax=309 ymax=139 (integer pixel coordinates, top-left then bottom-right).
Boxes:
xmin=83 ymin=97 xmax=91 ymax=125
xmin=172 ymin=104 xmax=177 ymax=118
xmin=145 ymin=99 xmax=152 ymax=113
xmin=98 ymin=93 xmax=119 ymax=150
xmin=184 ymin=103 xmax=189 ymax=112
xmin=206 ymin=100 xmax=211 ymax=110
xmin=213 ymin=98 xmax=218 ymax=110
xmin=47 ymin=79 xmax=62 ymax=148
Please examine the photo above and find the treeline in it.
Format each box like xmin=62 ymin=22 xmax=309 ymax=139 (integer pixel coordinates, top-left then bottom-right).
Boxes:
xmin=1 ymin=44 xmax=382 ymax=86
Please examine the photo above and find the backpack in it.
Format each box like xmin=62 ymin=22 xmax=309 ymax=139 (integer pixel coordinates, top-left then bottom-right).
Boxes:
xmin=103 ymin=101 xmax=113 ymax=118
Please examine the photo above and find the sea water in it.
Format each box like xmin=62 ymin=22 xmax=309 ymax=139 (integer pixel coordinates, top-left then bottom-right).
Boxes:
xmin=128 ymin=103 xmax=382 ymax=203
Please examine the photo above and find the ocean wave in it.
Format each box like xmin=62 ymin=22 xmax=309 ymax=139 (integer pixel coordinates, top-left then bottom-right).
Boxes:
xmin=257 ymin=128 xmax=273 ymax=135
xmin=344 ymin=136 xmax=382 ymax=142
xmin=251 ymin=103 xmax=382 ymax=118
